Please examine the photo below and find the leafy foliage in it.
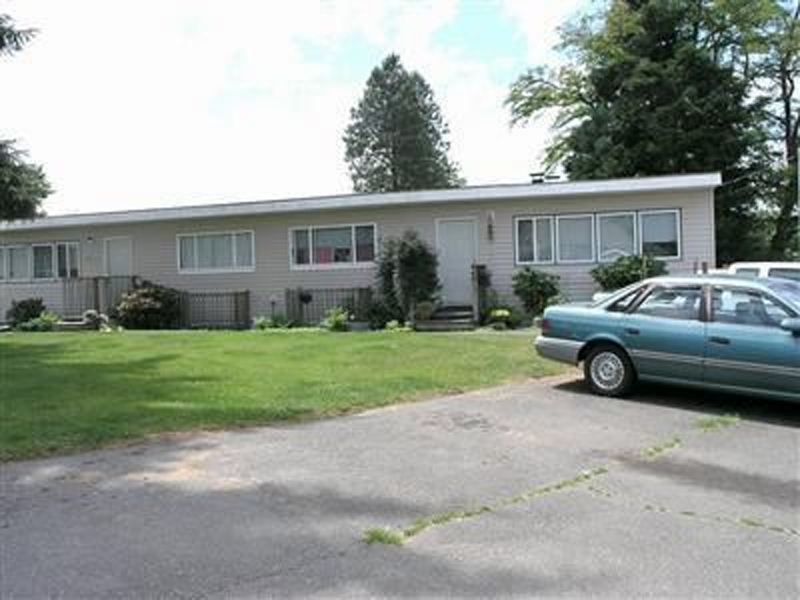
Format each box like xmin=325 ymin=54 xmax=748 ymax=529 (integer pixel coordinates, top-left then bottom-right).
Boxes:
xmin=0 ymin=141 xmax=51 ymax=220
xmin=0 ymin=13 xmax=35 ymax=56
xmin=1 ymin=14 xmax=50 ymax=221
xmin=507 ymin=0 xmax=798 ymax=263
xmin=6 ymin=297 xmax=46 ymax=326
xmin=320 ymin=307 xmax=350 ymax=332
xmin=512 ymin=268 xmax=561 ymax=317
xmin=375 ymin=230 xmax=439 ymax=321
xmin=344 ymin=54 xmax=462 ymax=192
xmin=17 ymin=310 xmax=60 ymax=332
xmin=114 ymin=282 xmax=181 ymax=330
xmin=590 ymin=255 xmax=668 ymax=291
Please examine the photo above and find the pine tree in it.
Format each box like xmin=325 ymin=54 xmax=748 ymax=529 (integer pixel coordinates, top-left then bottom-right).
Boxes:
xmin=344 ymin=54 xmax=462 ymax=193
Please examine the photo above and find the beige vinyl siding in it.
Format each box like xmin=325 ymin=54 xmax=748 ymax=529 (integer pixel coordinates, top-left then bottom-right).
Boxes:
xmin=0 ymin=186 xmax=715 ymax=319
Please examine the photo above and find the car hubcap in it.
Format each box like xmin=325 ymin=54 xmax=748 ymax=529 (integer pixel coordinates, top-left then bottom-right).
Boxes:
xmin=591 ymin=352 xmax=625 ymax=391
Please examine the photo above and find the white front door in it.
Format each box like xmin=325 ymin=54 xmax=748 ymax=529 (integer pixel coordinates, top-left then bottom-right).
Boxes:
xmin=436 ymin=218 xmax=477 ymax=305
xmin=105 ymin=237 xmax=133 ymax=276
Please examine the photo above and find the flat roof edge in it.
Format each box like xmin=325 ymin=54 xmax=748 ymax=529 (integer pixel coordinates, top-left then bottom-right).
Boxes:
xmin=1 ymin=172 xmax=721 ymax=232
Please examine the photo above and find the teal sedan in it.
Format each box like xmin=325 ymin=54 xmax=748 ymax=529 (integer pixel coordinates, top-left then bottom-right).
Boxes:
xmin=535 ymin=275 xmax=800 ymax=402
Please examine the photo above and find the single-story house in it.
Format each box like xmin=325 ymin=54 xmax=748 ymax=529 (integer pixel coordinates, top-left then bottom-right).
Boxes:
xmin=0 ymin=172 xmax=720 ymax=326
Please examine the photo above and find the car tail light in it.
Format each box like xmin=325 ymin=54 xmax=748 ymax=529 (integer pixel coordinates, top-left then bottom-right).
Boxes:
xmin=539 ymin=318 xmax=550 ymax=333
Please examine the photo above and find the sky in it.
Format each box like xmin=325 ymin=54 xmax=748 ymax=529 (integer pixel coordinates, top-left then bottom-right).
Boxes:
xmin=0 ymin=0 xmax=588 ymax=216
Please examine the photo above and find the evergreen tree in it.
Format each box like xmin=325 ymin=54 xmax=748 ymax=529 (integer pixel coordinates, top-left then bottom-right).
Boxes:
xmin=344 ymin=54 xmax=462 ymax=193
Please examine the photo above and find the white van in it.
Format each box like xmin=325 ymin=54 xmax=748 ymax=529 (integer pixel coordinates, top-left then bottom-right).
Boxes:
xmin=727 ymin=261 xmax=800 ymax=282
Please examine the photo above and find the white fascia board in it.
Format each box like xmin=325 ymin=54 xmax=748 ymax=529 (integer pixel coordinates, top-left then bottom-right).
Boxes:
xmin=0 ymin=172 xmax=721 ymax=233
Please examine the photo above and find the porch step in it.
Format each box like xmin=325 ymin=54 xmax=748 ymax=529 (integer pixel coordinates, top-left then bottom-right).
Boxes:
xmin=414 ymin=304 xmax=476 ymax=332
xmin=413 ymin=319 xmax=476 ymax=332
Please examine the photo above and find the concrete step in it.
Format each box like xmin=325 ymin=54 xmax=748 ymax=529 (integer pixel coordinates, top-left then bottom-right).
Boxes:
xmin=413 ymin=319 xmax=476 ymax=332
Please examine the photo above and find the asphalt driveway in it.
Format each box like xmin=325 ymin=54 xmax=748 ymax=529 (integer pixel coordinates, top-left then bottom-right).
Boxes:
xmin=2 ymin=373 xmax=798 ymax=598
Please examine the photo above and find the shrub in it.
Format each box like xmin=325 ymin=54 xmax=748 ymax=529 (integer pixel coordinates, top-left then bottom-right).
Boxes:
xmin=590 ymin=255 xmax=668 ymax=291
xmin=6 ymin=297 xmax=46 ymax=326
xmin=82 ymin=309 xmax=110 ymax=331
xmin=483 ymin=305 xmax=526 ymax=330
xmin=114 ymin=282 xmax=181 ymax=329
xmin=384 ymin=319 xmax=412 ymax=332
xmin=512 ymin=268 xmax=561 ymax=317
xmin=254 ymin=314 xmax=292 ymax=330
xmin=18 ymin=310 xmax=60 ymax=332
xmin=362 ymin=297 xmax=398 ymax=330
xmin=320 ymin=307 xmax=350 ymax=332
xmin=376 ymin=230 xmax=439 ymax=321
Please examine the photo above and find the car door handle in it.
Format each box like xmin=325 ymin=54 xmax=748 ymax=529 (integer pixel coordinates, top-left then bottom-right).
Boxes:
xmin=709 ymin=336 xmax=730 ymax=345
xmin=624 ymin=327 xmax=640 ymax=335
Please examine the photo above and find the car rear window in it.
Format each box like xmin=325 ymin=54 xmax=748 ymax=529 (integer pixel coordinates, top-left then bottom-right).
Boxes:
xmin=734 ymin=268 xmax=759 ymax=278
xmin=767 ymin=268 xmax=800 ymax=282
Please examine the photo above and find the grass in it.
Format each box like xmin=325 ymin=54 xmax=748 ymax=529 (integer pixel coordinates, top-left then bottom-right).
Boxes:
xmin=0 ymin=329 xmax=564 ymax=461
xmin=641 ymin=436 xmax=682 ymax=459
xmin=694 ymin=414 xmax=740 ymax=432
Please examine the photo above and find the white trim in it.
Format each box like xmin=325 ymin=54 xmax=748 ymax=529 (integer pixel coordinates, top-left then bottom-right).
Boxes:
xmin=596 ymin=212 xmax=637 ymax=263
xmin=31 ymin=243 xmax=56 ymax=280
xmin=288 ymin=222 xmax=377 ymax=271
xmin=6 ymin=245 xmax=31 ymax=281
xmin=639 ymin=209 xmax=681 ymax=261
xmin=556 ymin=214 xmax=596 ymax=263
xmin=176 ymin=230 xmax=255 ymax=274
xmin=1 ymin=172 xmax=722 ymax=232
xmin=104 ymin=236 xmax=134 ymax=276
xmin=514 ymin=215 xmax=555 ymax=265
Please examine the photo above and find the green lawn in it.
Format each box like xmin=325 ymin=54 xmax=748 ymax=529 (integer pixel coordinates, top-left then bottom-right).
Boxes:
xmin=0 ymin=329 xmax=564 ymax=461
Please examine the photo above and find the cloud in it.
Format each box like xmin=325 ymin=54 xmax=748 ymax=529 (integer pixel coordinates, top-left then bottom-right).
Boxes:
xmin=0 ymin=0 xmax=585 ymax=215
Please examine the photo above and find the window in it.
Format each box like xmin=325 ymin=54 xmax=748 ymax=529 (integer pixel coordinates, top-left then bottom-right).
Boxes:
xmin=291 ymin=224 xmax=376 ymax=268
xmin=640 ymin=210 xmax=679 ymax=258
xmin=597 ymin=213 xmax=635 ymax=262
xmin=0 ymin=247 xmax=5 ymax=281
xmin=33 ymin=245 xmax=54 ymax=279
xmin=178 ymin=231 xmax=254 ymax=272
xmin=634 ymin=285 xmax=702 ymax=321
xmin=57 ymin=242 xmax=80 ymax=278
xmin=557 ymin=215 xmax=594 ymax=262
xmin=712 ymin=287 xmax=792 ymax=327
xmin=767 ymin=268 xmax=800 ymax=282
xmin=8 ymin=246 xmax=30 ymax=280
xmin=516 ymin=217 xmax=553 ymax=264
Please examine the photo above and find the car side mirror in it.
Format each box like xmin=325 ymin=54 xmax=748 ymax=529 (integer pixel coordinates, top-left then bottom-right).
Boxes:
xmin=780 ymin=318 xmax=800 ymax=336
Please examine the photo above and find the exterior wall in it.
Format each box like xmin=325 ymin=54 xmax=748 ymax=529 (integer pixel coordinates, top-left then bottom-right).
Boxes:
xmin=0 ymin=186 xmax=715 ymax=321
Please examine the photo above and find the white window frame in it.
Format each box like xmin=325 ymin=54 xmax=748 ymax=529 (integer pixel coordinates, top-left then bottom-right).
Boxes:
xmin=56 ymin=241 xmax=81 ymax=279
xmin=514 ymin=216 xmax=555 ymax=265
xmin=556 ymin=214 xmax=596 ymax=264
xmin=32 ymin=243 xmax=56 ymax=280
xmin=6 ymin=245 xmax=31 ymax=281
xmin=289 ymin=223 xmax=377 ymax=270
xmin=176 ymin=230 xmax=255 ymax=274
xmin=639 ymin=209 xmax=681 ymax=260
xmin=596 ymin=212 xmax=637 ymax=263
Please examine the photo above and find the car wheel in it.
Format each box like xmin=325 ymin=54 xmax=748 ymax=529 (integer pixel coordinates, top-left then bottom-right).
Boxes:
xmin=584 ymin=344 xmax=635 ymax=397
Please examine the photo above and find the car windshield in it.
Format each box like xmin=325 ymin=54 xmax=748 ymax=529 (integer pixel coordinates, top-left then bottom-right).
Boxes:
xmin=591 ymin=281 xmax=646 ymax=309
xmin=764 ymin=279 xmax=800 ymax=310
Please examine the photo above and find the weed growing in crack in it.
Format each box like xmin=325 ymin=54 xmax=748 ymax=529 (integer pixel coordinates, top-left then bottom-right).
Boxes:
xmin=641 ymin=437 xmax=682 ymax=459
xmin=362 ymin=466 xmax=608 ymax=546
xmin=694 ymin=414 xmax=740 ymax=432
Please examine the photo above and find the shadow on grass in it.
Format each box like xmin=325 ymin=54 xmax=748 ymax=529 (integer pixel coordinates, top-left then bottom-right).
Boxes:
xmin=1 ymin=338 xmax=314 ymax=460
